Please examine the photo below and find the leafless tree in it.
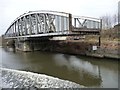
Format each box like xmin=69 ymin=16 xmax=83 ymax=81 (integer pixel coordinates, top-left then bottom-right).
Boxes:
xmin=100 ymin=13 xmax=118 ymax=29
xmin=100 ymin=14 xmax=112 ymax=29
xmin=118 ymin=1 xmax=120 ymax=24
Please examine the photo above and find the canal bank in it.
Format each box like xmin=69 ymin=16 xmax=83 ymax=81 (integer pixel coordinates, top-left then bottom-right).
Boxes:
xmin=37 ymin=24 xmax=119 ymax=59
xmin=32 ymin=38 xmax=119 ymax=59
xmin=1 ymin=38 xmax=119 ymax=59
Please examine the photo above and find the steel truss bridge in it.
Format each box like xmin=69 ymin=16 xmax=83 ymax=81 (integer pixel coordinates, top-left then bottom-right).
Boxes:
xmin=4 ymin=10 xmax=102 ymax=39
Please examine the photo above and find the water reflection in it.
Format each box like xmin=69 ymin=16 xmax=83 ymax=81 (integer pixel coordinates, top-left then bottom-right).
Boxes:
xmin=54 ymin=54 xmax=102 ymax=87
xmin=1 ymin=48 xmax=118 ymax=88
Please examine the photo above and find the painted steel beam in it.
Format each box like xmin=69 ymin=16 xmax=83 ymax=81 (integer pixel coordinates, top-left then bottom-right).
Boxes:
xmin=4 ymin=10 xmax=101 ymax=39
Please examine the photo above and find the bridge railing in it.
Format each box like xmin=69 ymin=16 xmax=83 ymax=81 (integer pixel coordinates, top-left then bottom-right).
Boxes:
xmin=4 ymin=10 xmax=72 ymax=38
xmin=72 ymin=16 xmax=102 ymax=32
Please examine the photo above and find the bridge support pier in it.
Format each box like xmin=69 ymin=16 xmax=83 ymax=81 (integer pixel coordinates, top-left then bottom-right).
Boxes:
xmin=15 ymin=39 xmax=33 ymax=52
xmin=14 ymin=37 xmax=50 ymax=52
xmin=23 ymin=41 xmax=33 ymax=52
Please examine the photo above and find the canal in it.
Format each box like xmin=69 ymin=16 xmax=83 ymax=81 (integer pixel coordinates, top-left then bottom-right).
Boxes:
xmin=1 ymin=47 xmax=119 ymax=88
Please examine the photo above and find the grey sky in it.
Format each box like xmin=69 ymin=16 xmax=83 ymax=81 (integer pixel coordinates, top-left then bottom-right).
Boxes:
xmin=0 ymin=0 xmax=119 ymax=35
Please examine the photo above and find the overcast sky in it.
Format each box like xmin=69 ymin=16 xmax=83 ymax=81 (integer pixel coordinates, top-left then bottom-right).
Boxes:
xmin=0 ymin=0 xmax=119 ymax=35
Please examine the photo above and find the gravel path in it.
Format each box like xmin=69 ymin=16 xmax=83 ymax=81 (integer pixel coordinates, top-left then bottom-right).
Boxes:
xmin=0 ymin=68 xmax=84 ymax=88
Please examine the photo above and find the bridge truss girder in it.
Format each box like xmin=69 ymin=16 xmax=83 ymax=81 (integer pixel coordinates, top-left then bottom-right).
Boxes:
xmin=72 ymin=16 xmax=102 ymax=32
xmin=4 ymin=10 xmax=102 ymax=39
xmin=5 ymin=11 xmax=71 ymax=38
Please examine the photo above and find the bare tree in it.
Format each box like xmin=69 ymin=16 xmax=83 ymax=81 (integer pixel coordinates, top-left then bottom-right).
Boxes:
xmin=118 ymin=1 xmax=120 ymax=24
xmin=100 ymin=14 xmax=112 ymax=29
xmin=112 ymin=14 xmax=118 ymax=26
xmin=100 ymin=13 xmax=118 ymax=29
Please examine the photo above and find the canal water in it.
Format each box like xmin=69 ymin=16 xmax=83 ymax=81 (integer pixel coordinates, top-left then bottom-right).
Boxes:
xmin=1 ymin=47 xmax=119 ymax=88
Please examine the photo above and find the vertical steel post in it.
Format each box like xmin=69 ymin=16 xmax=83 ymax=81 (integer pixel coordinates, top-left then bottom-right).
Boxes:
xmin=99 ymin=19 xmax=102 ymax=46
xmin=100 ymin=19 xmax=102 ymax=30
xmin=17 ymin=20 xmax=20 ymax=36
xmin=13 ymin=24 xmax=15 ymax=37
xmin=11 ymin=25 xmax=14 ymax=37
xmin=20 ymin=18 xmax=23 ymax=36
xmin=10 ymin=26 xmax=12 ymax=37
xmin=61 ymin=16 xmax=64 ymax=33
xmin=74 ymin=18 xmax=76 ymax=27
xmin=37 ymin=14 xmax=41 ymax=33
xmin=14 ymin=22 xmax=16 ymax=37
xmin=24 ymin=16 xmax=27 ymax=35
xmin=9 ymin=26 xmax=11 ymax=37
xmin=56 ymin=16 xmax=60 ymax=33
xmin=35 ymin=14 xmax=39 ymax=34
xmin=69 ymin=14 xmax=72 ymax=32
xmin=29 ymin=15 xmax=32 ymax=35
xmin=43 ymin=14 xmax=46 ymax=33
